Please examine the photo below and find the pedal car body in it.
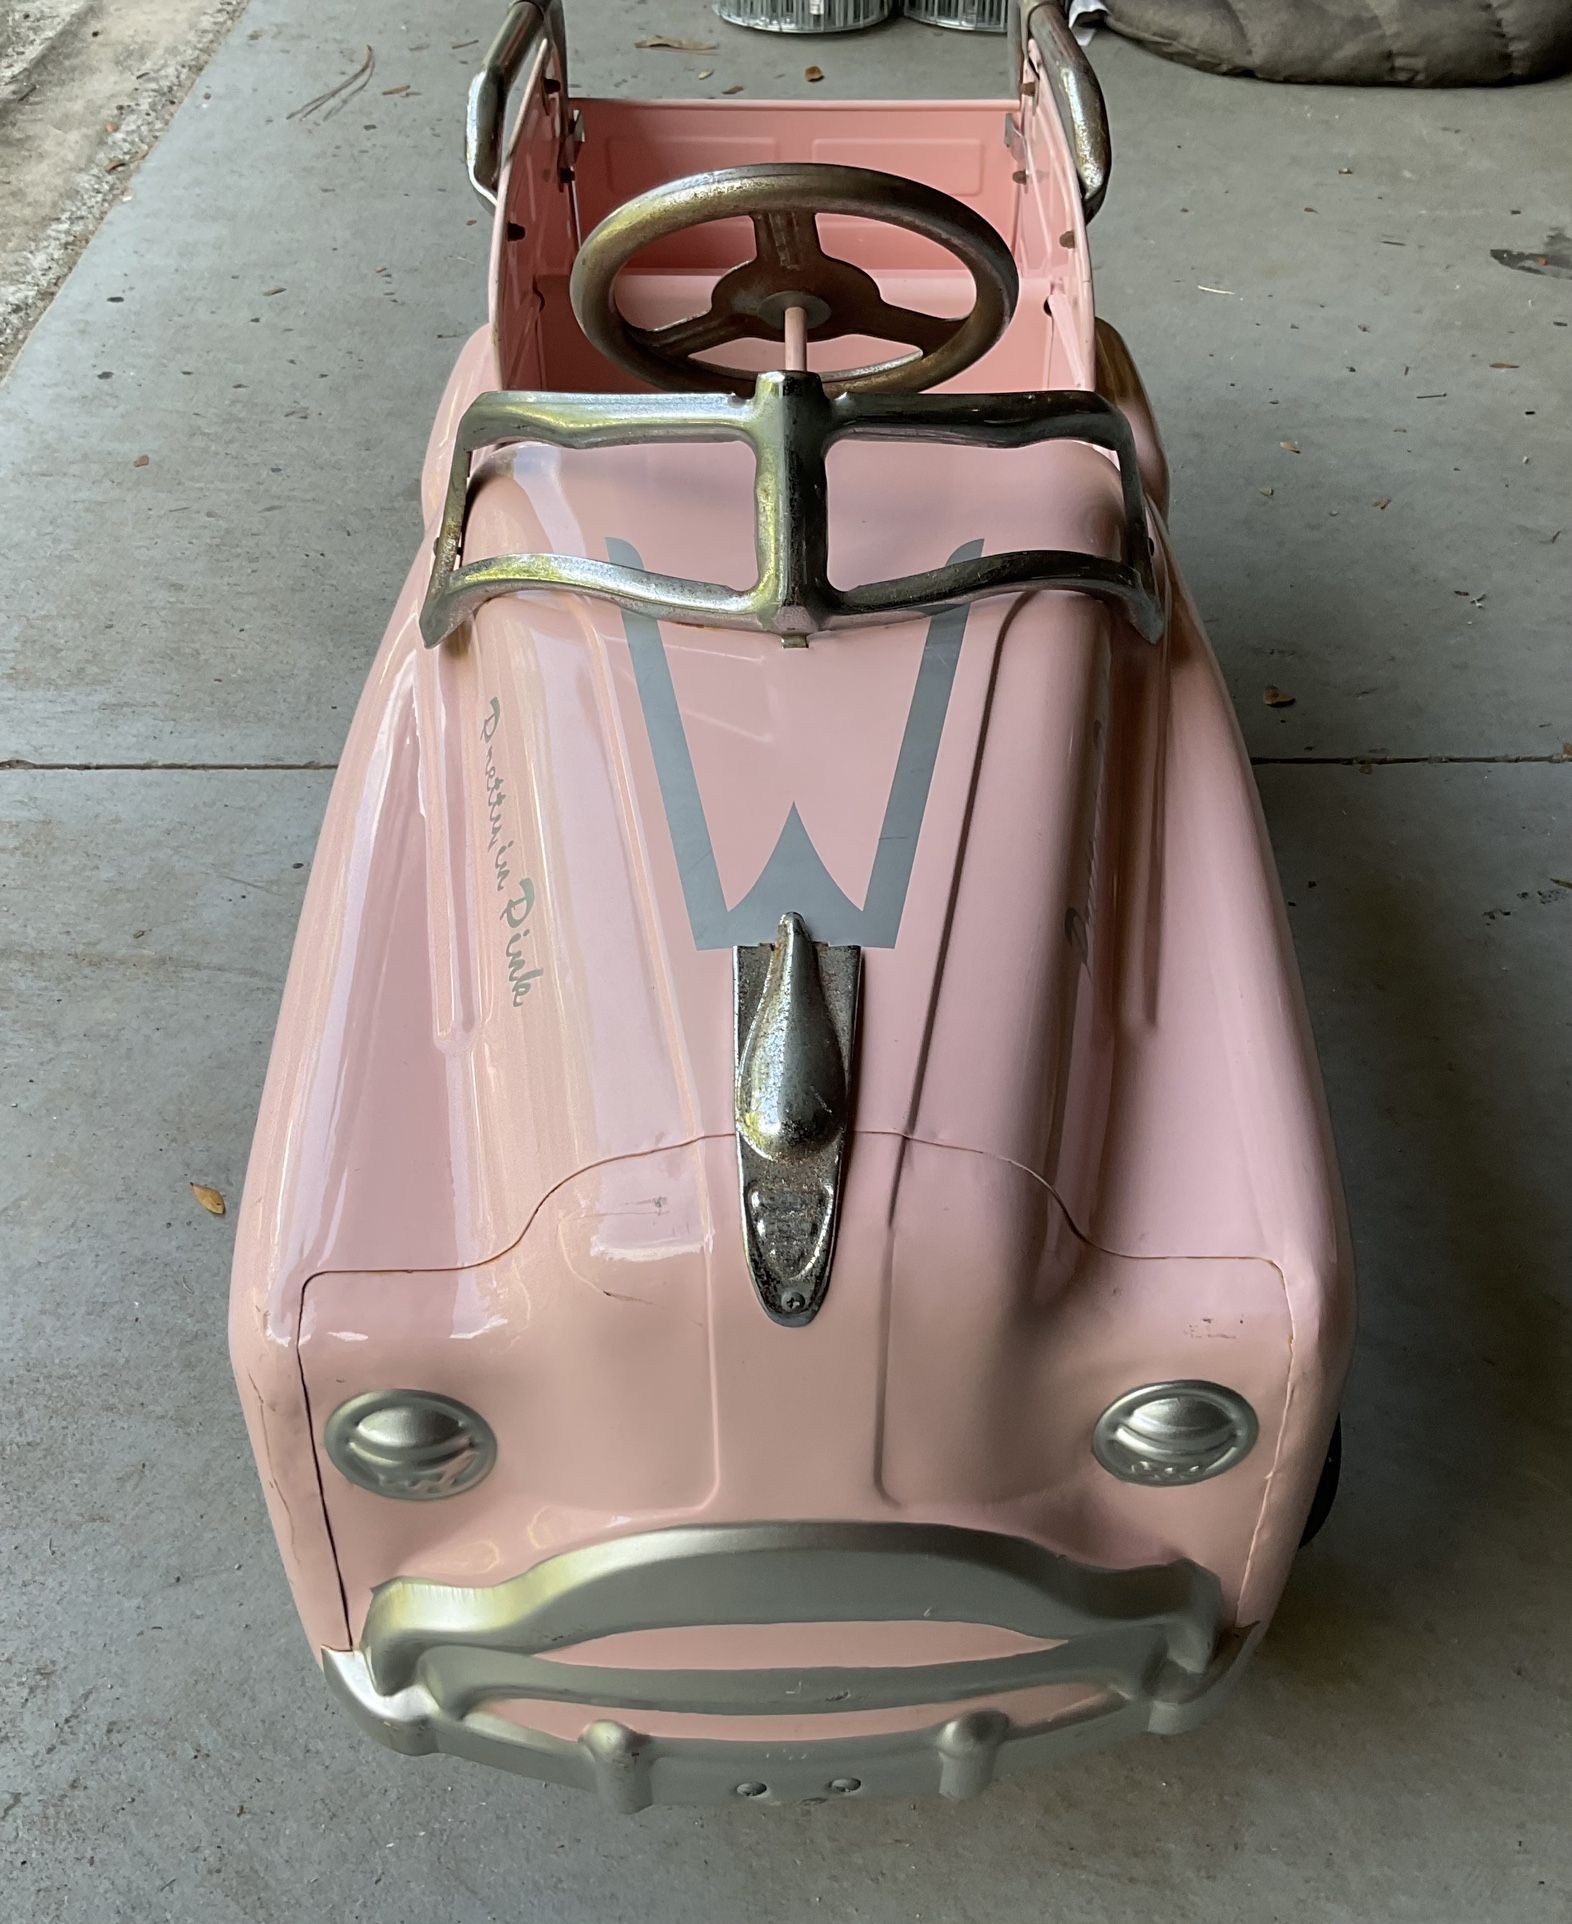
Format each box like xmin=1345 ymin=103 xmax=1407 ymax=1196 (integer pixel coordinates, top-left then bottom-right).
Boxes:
xmin=231 ymin=0 xmax=1353 ymax=1809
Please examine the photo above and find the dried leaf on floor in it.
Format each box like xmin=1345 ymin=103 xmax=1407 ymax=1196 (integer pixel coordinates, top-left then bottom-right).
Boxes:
xmin=723 ymin=82 xmax=745 ymax=94
xmin=1489 ymin=361 xmax=1519 ymax=369
xmin=191 ymin=1183 xmax=227 ymax=1217
xmin=1280 ymin=439 xmax=1300 ymax=453
xmin=1372 ymin=496 xmax=1390 ymax=509
xmin=636 ymin=36 xmax=718 ymax=50
xmin=1262 ymin=686 xmax=1296 ymax=708
xmin=696 ymin=68 xmax=714 ymax=80
xmin=805 ymin=65 xmax=825 ymax=82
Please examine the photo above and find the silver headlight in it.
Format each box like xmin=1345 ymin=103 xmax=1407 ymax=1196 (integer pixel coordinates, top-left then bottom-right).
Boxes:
xmin=1092 ymin=1382 xmax=1258 ymax=1486
xmin=323 ymin=1389 xmax=496 ymax=1501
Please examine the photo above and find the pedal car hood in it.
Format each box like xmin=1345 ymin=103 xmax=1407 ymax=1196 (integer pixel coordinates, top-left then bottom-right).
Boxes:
xmin=246 ymin=425 xmax=1156 ymax=1285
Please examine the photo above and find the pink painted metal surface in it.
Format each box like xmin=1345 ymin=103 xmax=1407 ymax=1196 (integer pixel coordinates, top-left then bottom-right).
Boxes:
xmin=231 ymin=70 xmax=1353 ymax=1776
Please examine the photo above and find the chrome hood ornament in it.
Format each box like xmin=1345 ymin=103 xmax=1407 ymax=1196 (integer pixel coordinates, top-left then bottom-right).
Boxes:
xmin=734 ymin=914 xmax=861 ymax=1325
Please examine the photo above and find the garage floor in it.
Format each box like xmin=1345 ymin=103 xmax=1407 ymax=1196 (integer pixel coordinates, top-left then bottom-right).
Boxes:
xmin=2 ymin=3 xmax=1569 ymax=1919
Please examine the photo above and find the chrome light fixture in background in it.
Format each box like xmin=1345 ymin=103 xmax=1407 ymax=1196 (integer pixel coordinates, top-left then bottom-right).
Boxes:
xmin=1092 ymin=1382 xmax=1258 ymax=1485
xmin=714 ymin=0 xmax=894 ymax=31
xmin=901 ymin=0 xmax=1008 ymax=31
xmin=324 ymin=1389 xmax=497 ymax=1500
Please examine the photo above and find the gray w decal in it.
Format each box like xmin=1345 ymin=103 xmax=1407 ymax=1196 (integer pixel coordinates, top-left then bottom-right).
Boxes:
xmin=610 ymin=537 xmax=981 ymax=950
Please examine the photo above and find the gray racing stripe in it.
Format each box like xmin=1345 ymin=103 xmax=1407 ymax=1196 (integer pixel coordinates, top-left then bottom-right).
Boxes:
xmin=609 ymin=536 xmax=981 ymax=949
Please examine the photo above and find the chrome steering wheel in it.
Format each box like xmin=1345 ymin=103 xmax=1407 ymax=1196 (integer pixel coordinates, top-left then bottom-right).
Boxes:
xmin=568 ymin=162 xmax=1019 ymax=398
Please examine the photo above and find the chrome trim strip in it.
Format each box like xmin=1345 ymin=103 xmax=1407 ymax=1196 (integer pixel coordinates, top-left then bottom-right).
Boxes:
xmin=421 ymin=374 xmax=1164 ymax=646
xmin=354 ymin=1523 xmax=1222 ymax=1697
xmin=734 ymin=914 xmax=860 ymax=1324
xmin=349 ymin=1620 xmax=1193 ymax=1722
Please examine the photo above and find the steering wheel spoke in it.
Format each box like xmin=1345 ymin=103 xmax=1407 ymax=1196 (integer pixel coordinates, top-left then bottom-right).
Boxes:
xmin=750 ymin=209 xmax=829 ymax=277
xmin=855 ymin=298 xmax=956 ymax=354
xmin=637 ymin=304 xmax=746 ymax=358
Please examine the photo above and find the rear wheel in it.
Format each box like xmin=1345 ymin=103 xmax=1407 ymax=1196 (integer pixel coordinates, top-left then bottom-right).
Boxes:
xmin=1299 ymin=1416 xmax=1343 ymax=1546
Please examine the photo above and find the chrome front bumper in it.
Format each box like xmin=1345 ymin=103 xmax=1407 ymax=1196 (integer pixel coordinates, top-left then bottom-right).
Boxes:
xmin=322 ymin=1521 xmax=1255 ymax=1809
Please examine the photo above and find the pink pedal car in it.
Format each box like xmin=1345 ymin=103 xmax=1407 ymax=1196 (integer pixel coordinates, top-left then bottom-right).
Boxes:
xmin=231 ymin=0 xmax=1353 ymax=1809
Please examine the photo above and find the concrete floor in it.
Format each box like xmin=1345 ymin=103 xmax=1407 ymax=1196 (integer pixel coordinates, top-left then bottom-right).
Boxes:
xmin=2 ymin=3 xmax=1569 ymax=1919
xmin=0 ymin=0 xmax=251 ymax=370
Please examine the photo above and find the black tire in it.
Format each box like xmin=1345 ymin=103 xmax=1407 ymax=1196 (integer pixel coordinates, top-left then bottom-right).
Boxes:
xmin=1299 ymin=1415 xmax=1342 ymax=1546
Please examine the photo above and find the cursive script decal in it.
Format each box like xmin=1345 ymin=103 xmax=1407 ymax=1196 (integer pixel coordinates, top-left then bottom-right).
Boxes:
xmin=481 ymin=695 xmax=542 ymax=1007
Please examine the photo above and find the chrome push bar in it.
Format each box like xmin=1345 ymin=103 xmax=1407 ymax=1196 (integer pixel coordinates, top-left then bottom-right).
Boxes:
xmin=465 ymin=0 xmax=567 ymax=208
xmin=421 ymin=371 xmax=1164 ymax=646
xmin=1018 ymin=3 xmax=1113 ymax=222
xmin=464 ymin=4 xmax=1113 ymax=222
